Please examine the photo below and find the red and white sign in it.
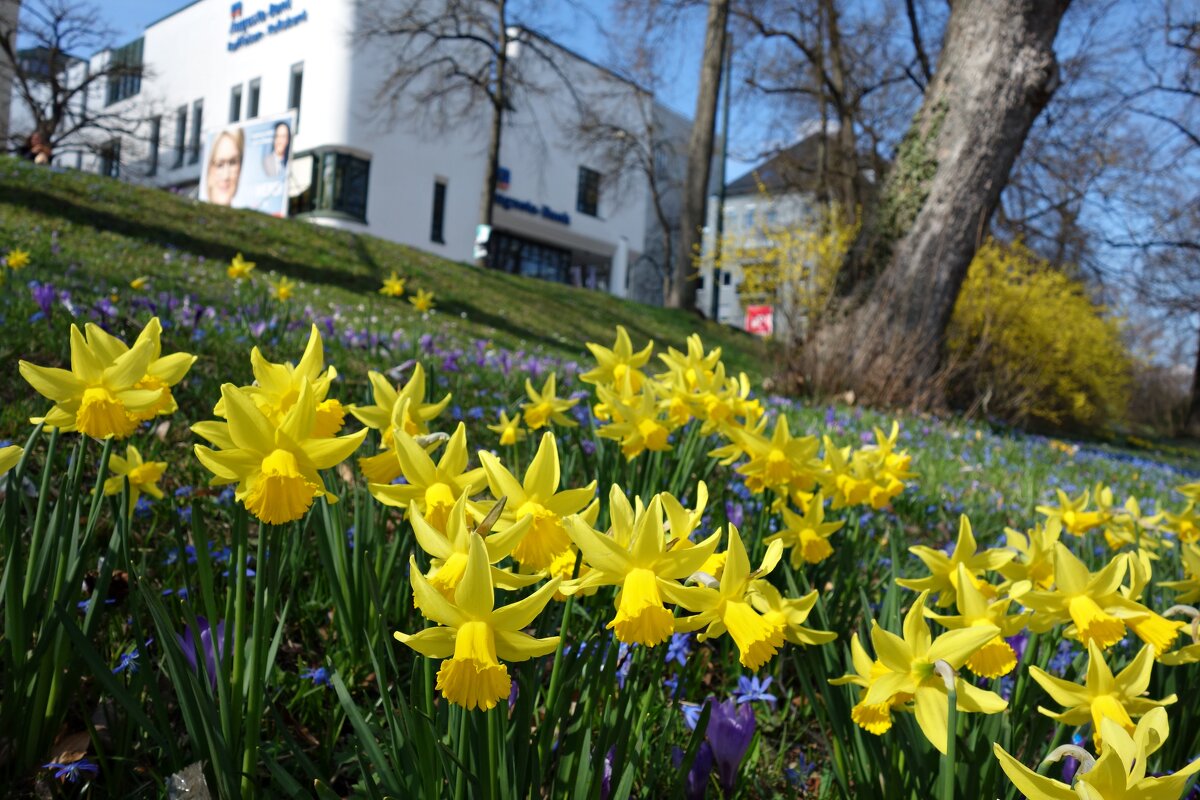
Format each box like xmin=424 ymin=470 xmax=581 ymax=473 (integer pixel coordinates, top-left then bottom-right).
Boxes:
xmin=745 ymin=305 xmax=774 ymax=337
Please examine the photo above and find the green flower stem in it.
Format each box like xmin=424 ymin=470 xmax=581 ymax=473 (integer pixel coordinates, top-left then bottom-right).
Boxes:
xmin=241 ymin=522 xmax=279 ymax=797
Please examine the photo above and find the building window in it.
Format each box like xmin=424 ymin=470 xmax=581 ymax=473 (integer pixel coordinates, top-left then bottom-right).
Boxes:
xmin=99 ymin=139 xmax=121 ymax=178
xmin=289 ymin=149 xmax=371 ymax=223
xmin=288 ymin=62 xmax=304 ymax=129
xmin=173 ymin=105 xmax=187 ymax=168
xmin=229 ymin=84 xmax=242 ymax=123
xmin=105 ymin=38 xmax=143 ymax=106
xmin=430 ymin=180 xmax=447 ymax=244
xmin=576 ymin=166 xmax=600 ymax=217
xmin=247 ymin=78 xmax=261 ymax=118
xmin=147 ymin=116 xmax=161 ymax=177
xmin=723 ymin=271 xmax=732 ymax=286
xmin=188 ymin=99 xmax=203 ymax=165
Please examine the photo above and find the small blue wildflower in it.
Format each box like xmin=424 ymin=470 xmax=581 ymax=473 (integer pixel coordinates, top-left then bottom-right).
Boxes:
xmin=43 ymin=759 xmax=99 ymax=783
xmin=300 ymin=666 xmax=331 ymax=687
xmin=665 ymin=633 xmax=691 ymax=667
xmin=734 ymin=674 xmax=777 ymax=708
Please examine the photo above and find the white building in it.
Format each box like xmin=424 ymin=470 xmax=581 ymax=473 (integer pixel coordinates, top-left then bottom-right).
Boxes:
xmin=696 ymin=134 xmax=866 ymax=332
xmin=9 ymin=0 xmax=692 ymax=303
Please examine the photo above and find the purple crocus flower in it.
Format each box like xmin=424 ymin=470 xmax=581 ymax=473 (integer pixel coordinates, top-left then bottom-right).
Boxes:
xmin=724 ymin=501 xmax=744 ymax=529
xmin=672 ymin=742 xmax=714 ymax=800
xmin=706 ymin=699 xmax=756 ymax=794
xmin=31 ymin=281 xmax=56 ymax=319
xmin=1007 ymin=632 xmax=1030 ymax=664
xmin=176 ymin=616 xmax=226 ymax=689
xmin=599 ymin=746 xmax=616 ymax=800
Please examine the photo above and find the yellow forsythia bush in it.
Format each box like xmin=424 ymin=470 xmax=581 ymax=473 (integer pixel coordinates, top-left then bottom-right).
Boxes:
xmin=946 ymin=239 xmax=1131 ymax=430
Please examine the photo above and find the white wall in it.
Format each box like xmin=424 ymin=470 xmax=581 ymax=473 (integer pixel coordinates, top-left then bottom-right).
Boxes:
xmin=11 ymin=0 xmax=674 ymax=300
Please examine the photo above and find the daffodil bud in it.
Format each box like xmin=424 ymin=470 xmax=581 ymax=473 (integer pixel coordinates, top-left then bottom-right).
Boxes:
xmin=1042 ymin=744 xmax=1096 ymax=777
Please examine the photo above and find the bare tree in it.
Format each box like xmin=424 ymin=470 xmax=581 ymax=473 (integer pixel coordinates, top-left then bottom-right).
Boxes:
xmin=0 ymin=0 xmax=148 ymax=160
xmin=669 ymin=0 xmax=730 ymax=309
xmin=576 ymin=96 xmax=683 ymax=301
xmin=359 ymin=0 xmax=590 ymax=267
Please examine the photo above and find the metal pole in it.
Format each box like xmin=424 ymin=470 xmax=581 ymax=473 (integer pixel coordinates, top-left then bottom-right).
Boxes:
xmin=710 ymin=33 xmax=732 ymax=323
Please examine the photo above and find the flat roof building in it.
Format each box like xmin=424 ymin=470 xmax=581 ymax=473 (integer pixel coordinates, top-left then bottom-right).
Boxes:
xmin=9 ymin=0 xmax=694 ymax=303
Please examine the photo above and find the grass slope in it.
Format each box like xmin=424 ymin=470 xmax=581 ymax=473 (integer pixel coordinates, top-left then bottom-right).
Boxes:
xmin=0 ymin=158 xmax=764 ymax=372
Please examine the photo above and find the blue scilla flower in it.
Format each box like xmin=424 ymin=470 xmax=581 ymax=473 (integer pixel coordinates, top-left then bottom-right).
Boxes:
xmin=665 ymin=633 xmax=691 ymax=667
xmin=300 ymin=666 xmax=331 ymax=687
xmin=43 ymin=759 xmax=99 ymax=783
xmin=734 ymin=674 xmax=777 ymax=708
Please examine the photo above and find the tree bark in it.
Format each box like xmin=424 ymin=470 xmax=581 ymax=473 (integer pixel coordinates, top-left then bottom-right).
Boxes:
xmin=806 ymin=0 xmax=1071 ymax=405
xmin=1188 ymin=323 xmax=1200 ymax=435
xmin=0 ymin=0 xmax=18 ymax=151
xmin=668 ymin=0 xmax=728 ymax=309
xmin=477 ymin=0 xmax=508 ymax=268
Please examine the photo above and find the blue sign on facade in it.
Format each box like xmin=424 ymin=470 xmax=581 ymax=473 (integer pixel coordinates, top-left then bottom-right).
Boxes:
xmin=494 ymin=193 xmax=571 ymax=226
xmin=228 ymin=1 xmax=308 ymax=52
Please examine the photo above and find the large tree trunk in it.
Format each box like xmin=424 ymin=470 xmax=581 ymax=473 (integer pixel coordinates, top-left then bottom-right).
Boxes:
xmin=806 ymin=0 xmax=1070 ymax=405
xmin=1188 ymin=324 xmax=1200 ymax=435
xmin=0 ymin=0 xmax=19 ymax=152
xmin=667 ymin=0 xmax=728 ymax=309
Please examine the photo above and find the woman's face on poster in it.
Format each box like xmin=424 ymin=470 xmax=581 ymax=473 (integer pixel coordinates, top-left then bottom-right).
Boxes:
xmin=208 ymin=134 xmax=242 ymax=205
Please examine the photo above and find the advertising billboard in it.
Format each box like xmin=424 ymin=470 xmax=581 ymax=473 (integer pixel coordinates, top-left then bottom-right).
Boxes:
xmin=198 ymin=110 xmax=296 ymax=217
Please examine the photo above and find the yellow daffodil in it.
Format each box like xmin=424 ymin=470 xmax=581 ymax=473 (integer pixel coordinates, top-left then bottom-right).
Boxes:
xmin=217 ymin=324 xmax=345 ymax=437
xmin=994 ymin=708 xmax=1200 ymax=800
xmin=1096 ymin=551 xmax=1185 ymax=656
xmin=476 ymin=432 xmax=598 ymax=571
xmin=896 ymin=515 xmax=1014 ymax=608
xmin=409 ymin=288 xmax=435 ymax=312
xmin=748 ymin=580 xmax=836 ymax=647
xmin=562 ymin=488 xmax=719 ymax=647
xmin=350 ymin=364 xmax=451 ymax=481
xmin=766 ymin=491 xmax=843 ymax=566
xmin=926 ymin=564 xmax=1030 ymax=678
xmin=271 ymin=276 xmax=295 ymax=302
xmin=130 ymin=276 xmax=150 ymax=291
xmin=1162 ymin=502 xmax=1199 ymax=544
xmin=6 ymin=248 xmax=30 ymax=270
xmin=379 ymin=271 xmax=406 ymax=297
xmin=1160 ymin=544 xmax=1200 ymax=604
xmin=657 ymin=334 xmax=722 ymax=393
xmin=1038 ymin=488 xmax=1109 ymax=536
xmin=193 ymin=381 xmax=366 ymax=524
xmin=0 ymin=445 xmax=24 ymax=477
xmin=487 ymin=410 xmax=527 ymax=447
xmin=999 ymin=520 xmax=1062 ymax=590
xmin=1019 ymin=544 xmax=1130 ymax=649
xmin=594 ymin=383 xmax=674 ymax=459
xmin=844 ymin=591 xmax=1006 ymax=753
xmin=409 ymin=493 xmax=538 ymax=602
xmin=227 ymin=252 xmax=255 ymax=280
xmin=830 ymin=633 xmax=909 ymax=735
xmin=21 ymin=324 xmax=164 ymax=439
xmin=1029 ymin=640 xmax=1175 ymax=745
xmin=81 ymin=317 xmax=197 ymax=423
xmin=367 ymin=423 xmax=485 ymax=531
xmin=580 ymin=325 xmax=653 ymax=392
xmin=395 ymin=533 xmax=561 ymax=711
xmin=726 ymin=415 xmax=820 ymax=497
xmin=1178 ymin=481 xmax=1200 ymax=502
xmin=103 ymin=444 xmax=167 ymax=514
xmin=671 ymin=527 xmax=787 ymax=668
xmin=521 ymin=373 xmax=578 ymax=430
